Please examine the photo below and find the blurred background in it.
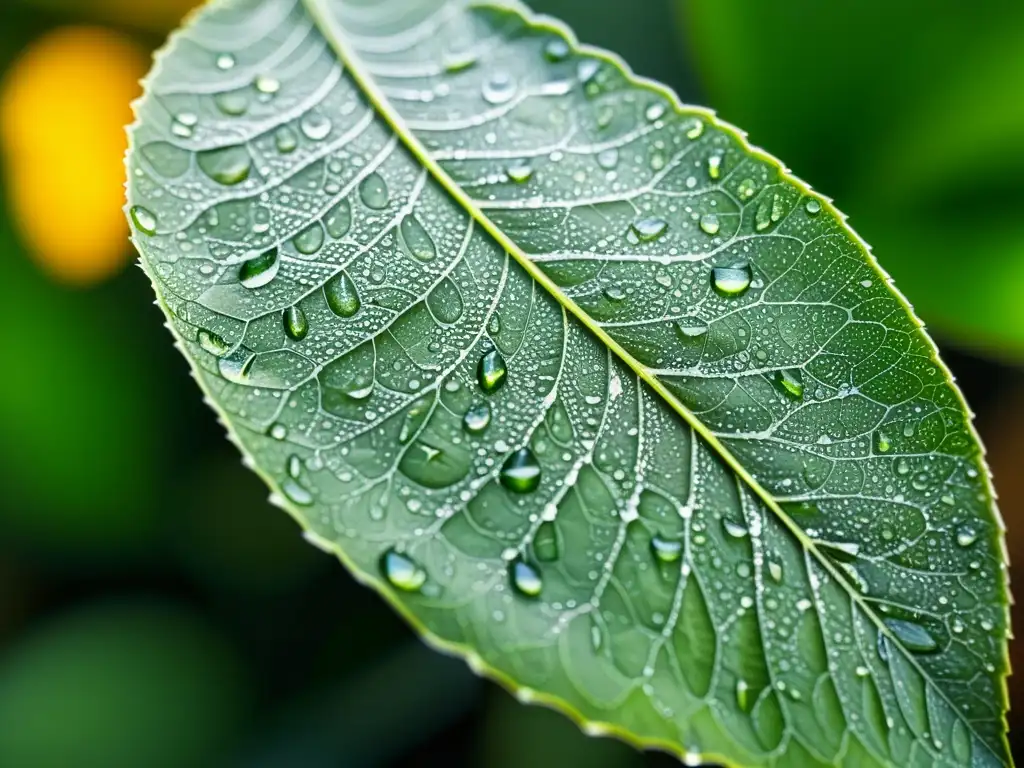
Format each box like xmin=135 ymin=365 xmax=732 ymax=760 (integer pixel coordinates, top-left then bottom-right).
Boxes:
xmin=0 ymin=0 xmax=1021 ymax=765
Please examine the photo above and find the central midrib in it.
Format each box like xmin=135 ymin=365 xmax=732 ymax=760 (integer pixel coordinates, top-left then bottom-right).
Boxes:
xmin=298 ymin=0 xmax=1004 ymax=761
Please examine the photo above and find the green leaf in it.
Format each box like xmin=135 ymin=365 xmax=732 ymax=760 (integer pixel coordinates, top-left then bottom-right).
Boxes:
xmin=125 ymin=1 xmax=1011 ymax=765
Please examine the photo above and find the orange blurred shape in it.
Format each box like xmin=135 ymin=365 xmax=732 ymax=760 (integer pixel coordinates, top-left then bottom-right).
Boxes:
xmin=0 ymin=27 xmax=149 ymax=286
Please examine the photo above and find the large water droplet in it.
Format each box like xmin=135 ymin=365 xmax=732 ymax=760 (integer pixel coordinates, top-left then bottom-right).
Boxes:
xmin=427 ymin=278 xmax=464 ymax=324
xmin=500 ymin=448 xmax=541 ymax=493
xmin=281 ymin=479 xmax=313 ymax=506
xmin=510 ymin=557 xmax=543 ymax=597
xmin=699 ymin=213 xmax=720 ymax=235
xmin=651 ymin=534 xmax=683 ymax=563
xmin=774 ymin=368 xmax=804 ymax=400
xmin=284 ymin=306 xmax=308 ymax=341
xmin=293 ymin=223 xmax=325 ymax=255
xmin=711 ymin=263 xmax=752 ymax=297
xmin=597 ymin=148 xmax=619 ymax=170
xmin=198 ymin=329 xmax=229 ymax=356
xmin=198 ymin=145 xmax=252 ymax=186
xmin=325 ymin=199 xmax=352 ymax=239
xmin=275 ymin=126 xmax=298 ymax=154
xmin=239 ymin=248 xmax=280 ymax=289
xmin=723 ymin=520 xmax=748 ymax=538
xmin=218 ymin=350 xmax=255 ymax=383
xmin=805 ymin=198 xmax=822 ymax=215
xmin=359 ymin=173 xmax=390 ymax=209
xmin=255 ymin=75 xmax=280 ymax=95
xmin=477 ymin=349 xmax=507 ymax=393
xmin=463 ymin=402 xmax=491 ymax=434
xmin=216 ymin=53 xmax=235 ymax=70
xmin=883 ymin=618 xmax=938 ymax=653
xmin=630 ymin=216 xmax=668 ymax=242
xmin=507 ymin=163 xmax=533 ymax=183
xmin=533 ymin=522 xmax=559 ymax=562
xmin=482 ymin=71 xmax=517 ymax=105
xmin=381 ymin=549 xmax=427 ymax=592
xmin=300 ymin=112 xmax=332 ymax=141
xmin=400 ymin=214 xmax=436 ymax=261
xmin=674 ymin=320 xmax=708 ymax=342
xmin=130 ymin=205 xmax=157 ymax=236
xmin=955 ymin=526 xmax=977 ymax=547
xmin=324 ymin=272 xmax=361 ymax=317
xmin=214 ymin=90 xmax=249 ymax=116
xmin=544 ymin=38 xmax=570 ymax=62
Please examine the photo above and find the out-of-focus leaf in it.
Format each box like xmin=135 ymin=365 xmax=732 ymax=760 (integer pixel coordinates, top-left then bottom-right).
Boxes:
xmin=0 ymin=601 xmax=248 ymax=768
xmin=13 ymin=0 xmax=200 ymax=33
xmin=678 ymin=0 xmax=1024 ymax=357
xmin=127 ymin=1 xmax=1010 ymax=765
xmin=0 ymin=26 xmax=147 ymax=285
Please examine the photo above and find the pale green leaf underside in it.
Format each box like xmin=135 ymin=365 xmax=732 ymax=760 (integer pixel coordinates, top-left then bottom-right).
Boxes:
xmin=126 ymin=0 xmax=1010 ymax=765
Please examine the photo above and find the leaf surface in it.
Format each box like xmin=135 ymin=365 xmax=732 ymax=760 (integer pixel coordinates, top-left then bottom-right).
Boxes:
xmin=126 ymin=1 xmax=1011 ymax=765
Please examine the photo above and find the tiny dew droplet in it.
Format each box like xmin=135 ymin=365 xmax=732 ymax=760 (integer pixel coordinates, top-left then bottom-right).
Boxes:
xmin=737 ymin=178 xmax=757 ymax=201
xmin=883 ymin=618 xmax=938 ymax=653
xmin=533 ymin=522 xmax=559 ymax=562
xmin=130 ymin=205 xmax=157 ymax=235
xmin=324 ymin=272 xmax=361 ymax=318
xmin=198 ymin=329 xmax=229 ymax=356
xmin=500 ymin=448 xmax=542 ymax=493
xmin=507 ymin=163 xmax=533 ymax=183
xmin=768 ymin=561 xmax=783 ymax=582
xmin=544 ymin=38 xmax=570 ymax=62
xmin=359 ymin=172 xmax=390 ymax=209
xmin=463 ymin=402 xmax=491 ymax=434
xmin=699 ymin=213 xmax=720 ymax=235
xmin=381 ymin=549 xmax=427 ymax=592
xmin=630 ymin=216 xmax=668 ymax=242
xmin=300 ymin=112 xmax=332 ymax=141
xmin=651 ymin=534 xmax=683 ymax=563
xmin=284 ymin=305 xmax=308 ymax=341
xmin=774 ymin=368 xmax=804 ymax=400
xmin=510 ymin=557 xmax=543 ymax=598
xmin=597 ymin=148 xmax=618 ymax=169
xmin=645 ymin=102 xmax=666 ymax=122
xmin=711 ymin=263 xmax=752 ymax=297
xmin=805 ymin=198 xmax=822 ymax=215
xmin=482 ymin=71 xmax=517 ymax=105
xmin=255 ymin=75 xmax=280 ymax=94
xmin=477 ymin=349 xmax=508 ymax=393
xmin=216 ymin=53 xmax=235 ymax=70
xmin=239 ymin=248 xmax=280 ymax=289
xmin=956 ymin=525 xmax=978 ymax=547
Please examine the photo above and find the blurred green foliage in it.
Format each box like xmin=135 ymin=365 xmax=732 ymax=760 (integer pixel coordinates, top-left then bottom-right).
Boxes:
xmin=678 ymin=0 xmax=1024 ymax=359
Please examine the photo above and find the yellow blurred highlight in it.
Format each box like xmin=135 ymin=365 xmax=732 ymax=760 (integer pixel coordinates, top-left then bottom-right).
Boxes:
xmin=0 ymin=27 xmax=149 ymax=286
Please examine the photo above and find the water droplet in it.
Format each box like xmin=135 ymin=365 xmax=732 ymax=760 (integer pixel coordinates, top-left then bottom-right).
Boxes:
xmin=293 ymin=223 xmax=325 ymax=255
xmin=533 ymin=522 xmax=559 ymax=562
xmin=768 ymin=561 xmax=783 ymax=582
xmin=956 ymin=526 xmax=977 ymax=547
xmin=381 ymin=549 xmax=427 ymax=592
xmin=300 ymin=112 xmax=332 ymax=141
xmin=507 ymin=163 xmax=533 ymax=183
xmin=805 ymin=198 xmax=822 ymax=215
xmin=216 ymin=53 xmax=235 ymax=70
xmin=544 ymin=38 xmax=570 ymax=62
xmin=699 ymin=213 xmax=720 ymax=235
xmin=755 ymin=201 xmax=773 ymax=231
xmin=198 ymin=145 xmax=252 ymax=186
xmin=723 ymin=520 xmax=748 ymax=538
xmin=275 ymin=126 xmax=298 ymax=153
xmin=463 ymin=402 xmax=491 ymax=434
xmin=427 ymin=278 xmax=464 ymax=324
xmin=686 ymin=120 xmax=704 ymax=140
xmin=324 ymin=272 xmax=361 ymax=318
xmin=500 ymin=448 xmax=541 ymax=493
xmin=398 ymin=403 xmax=430 ymax=445
xmin=487 ymin=313 xmax=502 ymax=335
xmin=597 ymin=148 xmax=618 ymax=169
xmin=477 ymin=349 xmax=507 ymax=393
xmin=218 ymin=350 xmax=255 ymax=383
xmin=630 ymin=216 xmax=668 ymax=242
xmin=399 ymin=214 xmax=436 ymax=262
xmin=443 ymin=48 xmax=477 ymax=73
xmin=645 ymin=102 xmax=667 ymax=122
xmin=883 ymin=618 xmax=938 ymax=653
xmin=736 ymin=680 xmax=752 ymax=712
xmin=674 ymin=320 xmax=708 ymax=341
xmin=737 ymin=178 xmax=757 ymax=201
xmin=198 ymin=329 xmax=229 ymax=356
xmin=651 ymin=534 xmax=683 ymax=563
xmin=255 ymin=75 xmax=280 ymax=94
xmin=774 ymin=368 xmax=804 ymax=400
xmin=325 ymin=199 xmax=352 ymax=239
xmin=875 ymin=431 xmax=892 ymax=454
xmin=707 ymin=154 xmax=722 ymax=180
xmin=482 ymin=71 xmax=517 ymax=105
xmin=130 ymin=205 xmax=157 ymax=235
xmin=711 ymin=263 xmax=752 ymax=297
xmin=359 ymin=173 xmax=390 ymax=209
xmin=281 ymin=479 xmax=313 ymax=506
xmin=284 ymin=306 xmax=308 ymax=341
xmin=239 ymin=248 xmax=280 ymax=289
xmin=510 ymin=557 xmax=543 ymax=597
xmin=214 ymin=91 xmax=249 ymax=116
xmin=604 ymin=286 xmax=625 ymax=301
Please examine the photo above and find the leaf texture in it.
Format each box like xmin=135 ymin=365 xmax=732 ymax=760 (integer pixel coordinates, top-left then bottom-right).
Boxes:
xmin=125 ymin=0 xmax=1011 ymax=765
